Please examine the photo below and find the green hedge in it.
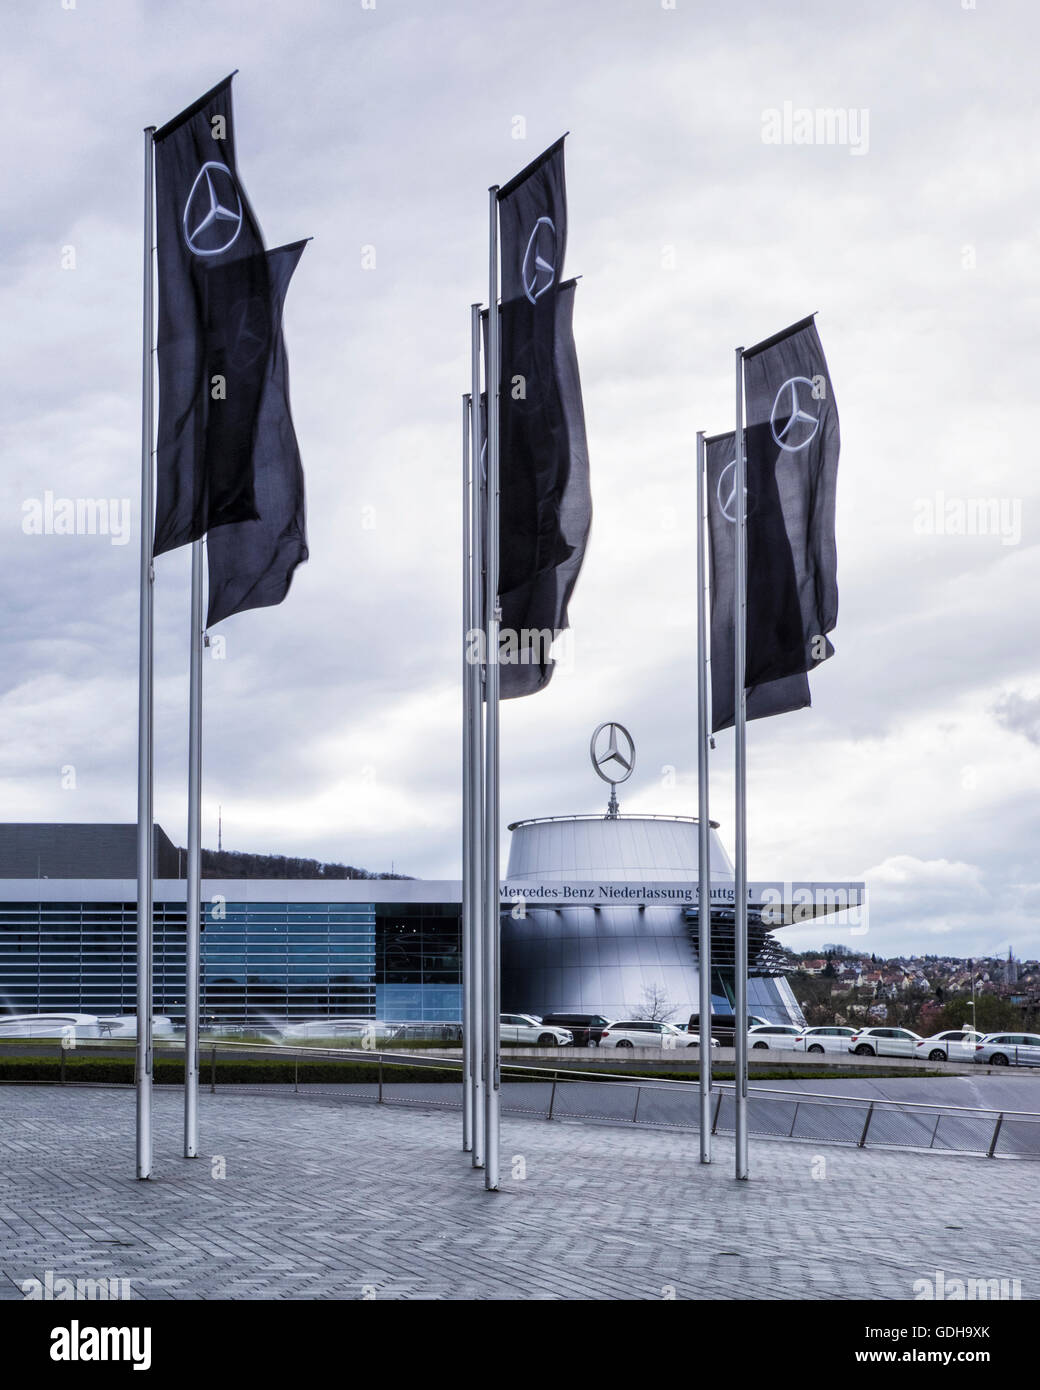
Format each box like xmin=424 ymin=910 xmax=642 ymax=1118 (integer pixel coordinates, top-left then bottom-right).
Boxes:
xmin=0 ymin=1057 xmax=459 ymax=1086
xmin=0 ymin=1056 xmax=943 ymax=1086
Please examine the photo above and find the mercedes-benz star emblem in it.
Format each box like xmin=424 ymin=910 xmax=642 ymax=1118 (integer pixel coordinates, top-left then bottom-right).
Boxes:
xmin=770 ymin=375 xmax=820 ymax=452
xmin=227 ymin=296 xmax=269 ymax=370
xmin=183 ymin=162 xmax=244 ymax=258
xmin=590 ymin=722 xmax=635 ymax=786
xmin=717 ymin=457 xmax=754 ymax=526
xmin=521 ymin=216 xmax=557 ymax=304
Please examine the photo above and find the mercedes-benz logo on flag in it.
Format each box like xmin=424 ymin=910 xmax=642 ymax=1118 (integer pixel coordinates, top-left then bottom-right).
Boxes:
xmin=183 ymin=162 xmax=244 ymax=258
xmin=590 ymin=722 xmax=636 ymax=785
xmin=227 ymin=295 xmax=269 ymax=370
xmin=770 ymin=376 xmax=820 ymax=452
xmin=521 ymin=216 xmax=557 ymax=304
xmin=717 ymin=457 xmax=755 ymax=526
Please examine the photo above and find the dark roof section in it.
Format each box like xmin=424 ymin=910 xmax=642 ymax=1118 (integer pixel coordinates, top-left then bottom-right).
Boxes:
xmin=0 ymin=824 xmax=181 ymax=879
xmin=0 ymin=825 xmax=412 ymax=881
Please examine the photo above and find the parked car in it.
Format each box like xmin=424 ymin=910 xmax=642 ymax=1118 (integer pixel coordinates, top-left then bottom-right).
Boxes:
xmin=499 ymin=1013 xmax=573 ymax=1047
xmin=973 ymin=1033 xmax=1040 ymax=1067
xmin=748 ymin=1024 xmax=804 ymax=1051
xmin=914 ymin=1029 xmax=985 ymax=1062
xmin=600 ymin=1020 xmax=703 ymax=1049
xmin=0 ymin=1012 xmax=104 ymax=1040
xmin=793 ymin=1025 xmax=858 ymax=1054
xmin=847 ymin=1026 xmax=922 ymax=1057
xmin=687 ymin=1013 xmax=769 ymax=1046
xmin=539 ymin=1013 xmax=610 ymax=1047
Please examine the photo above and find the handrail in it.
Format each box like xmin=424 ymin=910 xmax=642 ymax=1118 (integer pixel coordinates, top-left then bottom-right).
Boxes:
xmin=507 ymin=813 xmax=721 ymax=829
xmin=8 ymin=1035 xmax=1040 ymax=1125
xmin=175 ymin=1040 xmax=1040 ymax=1121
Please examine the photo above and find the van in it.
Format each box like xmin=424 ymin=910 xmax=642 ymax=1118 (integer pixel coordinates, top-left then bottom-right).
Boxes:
xmin=539 ymin=1013 xmax=611 ymax=1047
xmin=687 ymin=1012 xmax=769 ymax=1046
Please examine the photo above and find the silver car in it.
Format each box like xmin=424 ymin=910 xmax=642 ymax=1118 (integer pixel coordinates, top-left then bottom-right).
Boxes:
xmin=973 ymin=1032 xmax=1040 ymax=1067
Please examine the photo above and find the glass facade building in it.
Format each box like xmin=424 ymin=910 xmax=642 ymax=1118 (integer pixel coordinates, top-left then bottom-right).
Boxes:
xmin=0 ymin=894 xmax=461 ymax=1025
xmin=0 ymin=821 xmax=860 ymax=1032
xmin=0 ymin=899 xmax=188 ymax=1018
xmin=375 ymin=904 xmax=462 ymax=1022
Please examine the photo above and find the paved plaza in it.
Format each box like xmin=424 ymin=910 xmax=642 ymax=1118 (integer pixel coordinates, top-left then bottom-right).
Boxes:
xmin=0 ymin=1084 xmax=1036 ymax=1300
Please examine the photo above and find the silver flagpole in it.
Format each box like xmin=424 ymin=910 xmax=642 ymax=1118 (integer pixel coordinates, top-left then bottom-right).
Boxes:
xmin=461 ymin=391 xmax=474 ymax=1154
xmin=733 ymin=348 xmax=749 ymax=1182
xmin=483 ymin=186 xmax=501 ymax=1192
xmin=469 ymin=304 xmax=486 ymax=1170
xmin=184 ymin=539 xmax=204 ymax=1158
xmin=136 ymin=126 xmax=156 ymax=1181
xmin=696 ymin=430 xmax=712 ymax=1164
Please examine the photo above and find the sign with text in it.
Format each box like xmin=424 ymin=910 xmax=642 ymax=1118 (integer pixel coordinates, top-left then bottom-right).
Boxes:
xmin=499 ymin=880 xmax=865 ymax=920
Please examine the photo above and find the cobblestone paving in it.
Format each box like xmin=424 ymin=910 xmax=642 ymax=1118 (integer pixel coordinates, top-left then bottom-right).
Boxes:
xmin=0 ymin=1086 xmax=1036 ymax=1300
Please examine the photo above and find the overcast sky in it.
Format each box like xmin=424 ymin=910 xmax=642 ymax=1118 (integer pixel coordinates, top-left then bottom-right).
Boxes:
xmin=2 ymin=0 xmax=1038 ymax=959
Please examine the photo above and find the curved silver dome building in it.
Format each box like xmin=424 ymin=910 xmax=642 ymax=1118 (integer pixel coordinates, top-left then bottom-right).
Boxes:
xmin=501 ymin=812 xmax=802 ymax=1026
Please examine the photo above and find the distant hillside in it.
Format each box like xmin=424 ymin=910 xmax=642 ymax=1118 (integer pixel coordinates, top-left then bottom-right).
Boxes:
xmin=187 ymin=848 xmax=412 ymax=880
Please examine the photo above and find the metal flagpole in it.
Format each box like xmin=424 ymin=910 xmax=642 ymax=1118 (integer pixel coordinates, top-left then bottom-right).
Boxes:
xmin=696 ymin=431 xmax=712 ymax=1164
xmin=483 ymin=186 xmax=502 ymax=1192
xmin=469 ymin=304 xmax=486 ymax=1170
xmin=136 ymin=126 xmax=156 ymax=1181
xmin=461 ymin=392 xmax=474 ymax=1155
xmin=184 ymin=539 xmax=204 ymax=1158
xmin=733 ymin=348 xmax=749 ymax=1182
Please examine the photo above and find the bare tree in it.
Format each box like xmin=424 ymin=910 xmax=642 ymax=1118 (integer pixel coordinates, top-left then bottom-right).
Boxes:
xmin=629 ymin=983 xmax=678 ymax=1022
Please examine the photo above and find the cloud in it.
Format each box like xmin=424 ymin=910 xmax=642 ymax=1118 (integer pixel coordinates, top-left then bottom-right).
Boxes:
xmin=992 ymin=689 xmax=1040 ymax=746
xmin=1 ymin=0 xmax=1039 ymax=964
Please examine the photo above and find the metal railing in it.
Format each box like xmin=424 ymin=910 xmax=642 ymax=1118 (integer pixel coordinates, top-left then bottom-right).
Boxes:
xmin=507 ymin=812 xmax=717 ymax=828
xmin=4 ymin=1038 xmax=1039 ymax=1160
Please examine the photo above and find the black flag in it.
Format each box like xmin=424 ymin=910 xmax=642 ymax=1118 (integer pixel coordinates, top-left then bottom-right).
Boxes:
xmin=705 ymin=431 xmax=811 ymax=733
xmin=742 ymin=314 xmax=839 ymax=687
xmin=205 ymin=242 xmax=308 ymax=627
xmin=153 ymin=74 xmax=267 ymax=555
xmin=495 ymin=138 xmax=591 ymax=699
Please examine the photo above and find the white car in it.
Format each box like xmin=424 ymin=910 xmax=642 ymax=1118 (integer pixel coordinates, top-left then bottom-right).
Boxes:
xmin=600 ymin=1020 xmax=709 ymax=1049
xmin=913 ymin=1029 xmax=985 ymax=1062
xmin=747 ymin=1024 xmax=804 ymax=1051
xmin=973 ymin=1033 xmax=1040 ymax=1067
xmin=0 ymin=1012 xmax=103 ymax=1040
xmin=848 ymin=1026 xmax=922 ymax=1057
xmin=793 ymin=1025 xmax=858 ymax=1054
xmin=499 ymin=1014 xmax=573 ymax=1047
